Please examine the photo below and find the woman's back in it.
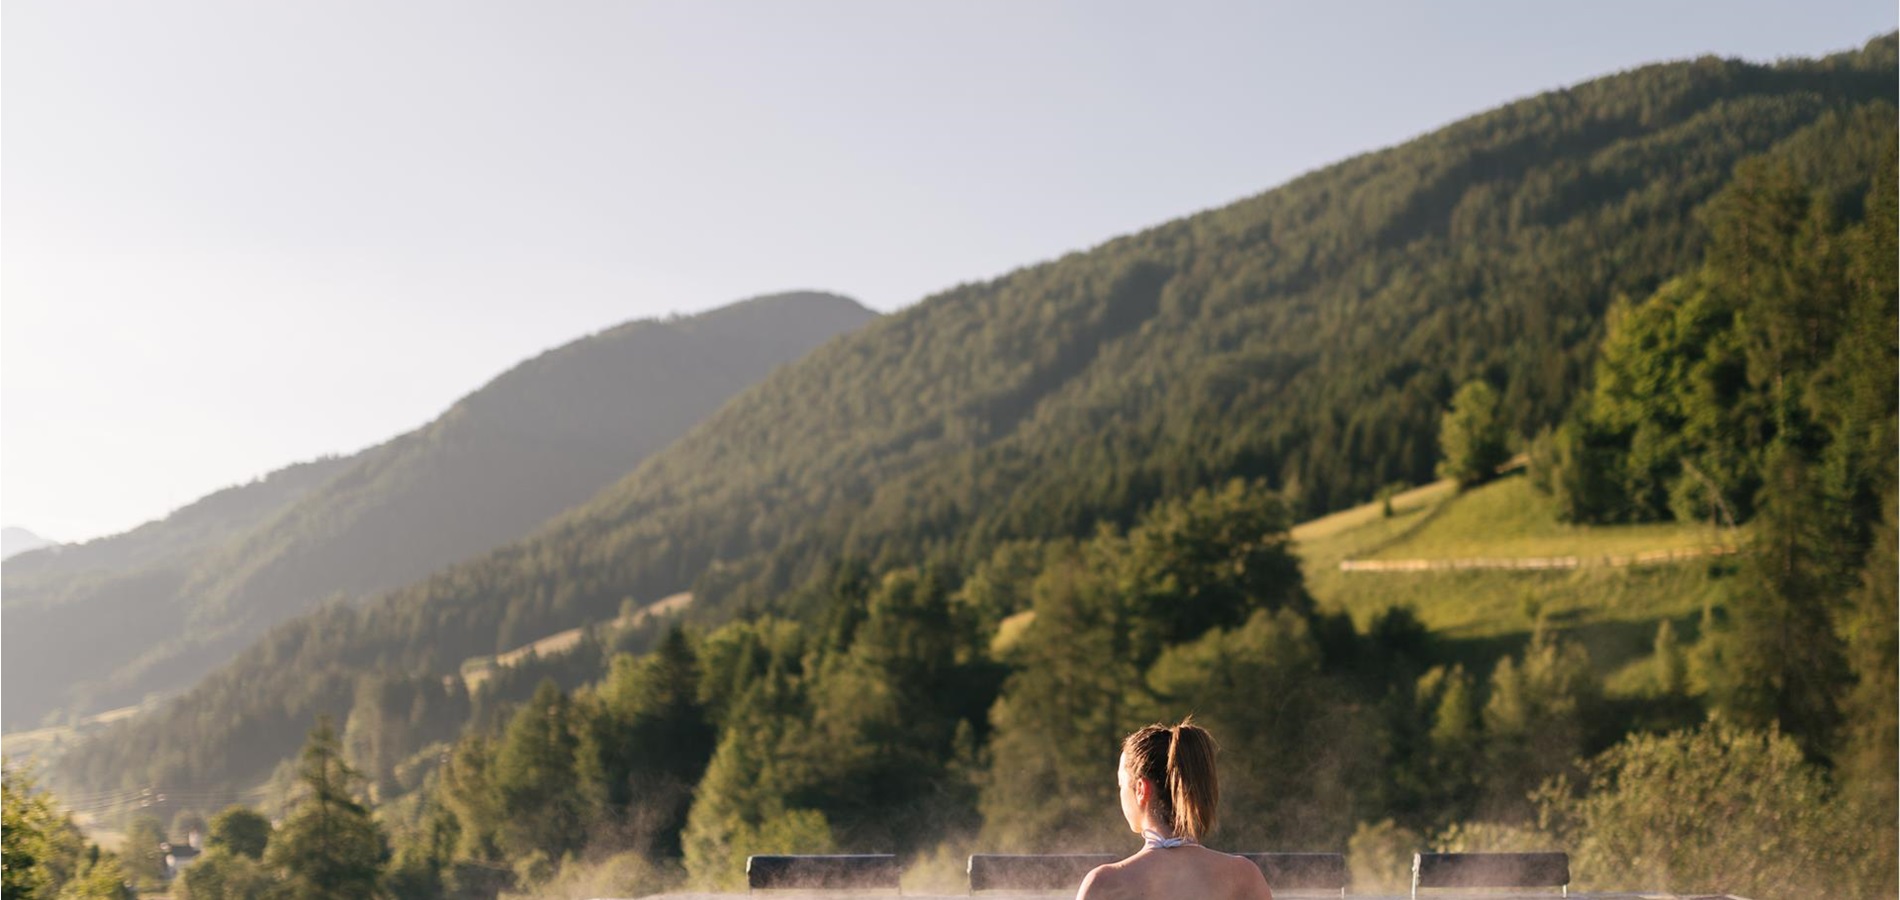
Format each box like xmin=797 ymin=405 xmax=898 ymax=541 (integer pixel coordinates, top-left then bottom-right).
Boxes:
xmin=1076 ymin=845 xmax=1273 ymax=900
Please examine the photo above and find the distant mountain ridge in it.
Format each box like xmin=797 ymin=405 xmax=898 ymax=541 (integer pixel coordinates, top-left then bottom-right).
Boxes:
xmin=1 ymin=527 xmax=59 ymax=561
xmin=3 ymin=458 xmax=356 ymax=599
xmin=55 ymin=37 xmax=1899 ymax=793
xmin=2 ymin=291 xmax=875 ymax=729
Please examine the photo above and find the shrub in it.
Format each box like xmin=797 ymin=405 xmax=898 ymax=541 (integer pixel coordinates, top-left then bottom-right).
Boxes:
xmin=1536 ymin=722 xmax=1884 ymax=898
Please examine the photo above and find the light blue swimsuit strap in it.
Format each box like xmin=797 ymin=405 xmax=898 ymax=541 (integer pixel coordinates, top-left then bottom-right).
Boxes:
xmin=1141 ymin=828 xmax=1197 ymax=850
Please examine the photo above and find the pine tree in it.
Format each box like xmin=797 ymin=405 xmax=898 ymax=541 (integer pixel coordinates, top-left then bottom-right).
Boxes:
xmin=579 ymin=627 xmax=715 ymax=857
xmin=680 ymin=662 xmax=832 ymax=890
xmin=1425 ymin=664 xmax=1481 ymax=824
xmin=492 ymin=680 xmax=585 ymax=866
xmin=265 ymin=717 xmax=388 ymax=900
xmin=1707 ymin=447 xmax=1849 ymax=758
xmin=1838 ymin=497 xmax=1897 ymax=822
xmin=435 ymin=733 xmax=502 ymax=866
xmin=1481 ymin=623 xmax=1600 ymax=819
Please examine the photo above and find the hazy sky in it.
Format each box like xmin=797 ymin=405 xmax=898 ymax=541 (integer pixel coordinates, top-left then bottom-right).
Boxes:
xmin=4 ymin=1 xmax=1893 ymax=544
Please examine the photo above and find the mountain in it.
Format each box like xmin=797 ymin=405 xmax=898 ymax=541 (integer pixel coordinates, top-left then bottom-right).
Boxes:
xmin=1 ymin=527 xmax=59 ymax=561
xmin=3 ymin=458 xmax=357 ymax=602
xmin=56 ymin=37 xmax=1897 ymax=793
xmin=2 ymin=291 xmax=875 ymax=730
xmin=2 ymin=455 xmax=361 ymax=723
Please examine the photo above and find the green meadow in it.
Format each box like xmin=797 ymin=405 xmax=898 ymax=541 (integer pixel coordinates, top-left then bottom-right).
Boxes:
xmin=1297 ymin=474 xmax=1741 ymax=696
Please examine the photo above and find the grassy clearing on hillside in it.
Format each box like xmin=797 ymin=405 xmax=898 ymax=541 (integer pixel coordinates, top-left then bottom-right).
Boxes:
xmin=1296 ymin=476 xmax=1737 ymax=694
xmin=1360 ymin=476 xmax=1739 ymax=561
xmin=1329 ymin=564 xmax=1723 ymax=686
xmin=2 ymin=703 xmax=148 ymax=763
xmin=1290 ymin=479 xmax=1459 ymax=544
xmin=460 ymin=592 xmax=693 ymax=691
xmin=1 ymin=724 xmax=74 ymax=760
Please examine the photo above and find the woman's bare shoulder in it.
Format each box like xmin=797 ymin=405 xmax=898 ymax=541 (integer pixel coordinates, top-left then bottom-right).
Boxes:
xmin=1075 ymin=860 xmax=1131 ymax=900
xmin=1200 ymin=849 xmax=1273 ymax=899
xmin=1222 ymin=852 xmax=1274 ymax=899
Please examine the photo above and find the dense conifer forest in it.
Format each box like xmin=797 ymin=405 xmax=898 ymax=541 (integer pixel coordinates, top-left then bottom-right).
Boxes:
xmin=12 ymin=35 xmax=1894 ymax=900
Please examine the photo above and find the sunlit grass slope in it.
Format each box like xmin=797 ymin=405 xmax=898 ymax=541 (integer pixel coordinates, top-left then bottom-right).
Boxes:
xmin=1295 ymin=474 xmax=1742 ymax=693
xmin=1361 ymin=476 xmax=1734 ymax=561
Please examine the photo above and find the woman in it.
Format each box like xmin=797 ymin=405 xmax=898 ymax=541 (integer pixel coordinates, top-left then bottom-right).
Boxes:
xmin=1076 ymin=718 xmax=1274 ymax=900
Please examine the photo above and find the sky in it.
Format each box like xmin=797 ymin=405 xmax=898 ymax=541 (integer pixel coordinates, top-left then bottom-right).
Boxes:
xmin=3 ymin=1 xmax=1894 ymax=544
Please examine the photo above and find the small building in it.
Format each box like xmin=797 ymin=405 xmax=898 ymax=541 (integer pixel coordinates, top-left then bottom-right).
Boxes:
xmin=161 ymin=839 xmax=202 ymax=880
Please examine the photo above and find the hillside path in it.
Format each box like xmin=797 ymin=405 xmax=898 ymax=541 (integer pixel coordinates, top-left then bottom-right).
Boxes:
xmin=1339 ymin=544 xmax=1739 ymax=572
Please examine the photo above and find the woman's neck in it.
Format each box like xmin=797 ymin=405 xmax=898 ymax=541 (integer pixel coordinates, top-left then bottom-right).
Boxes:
xmin=1141 ymin=826 xmax=1196 ymax=850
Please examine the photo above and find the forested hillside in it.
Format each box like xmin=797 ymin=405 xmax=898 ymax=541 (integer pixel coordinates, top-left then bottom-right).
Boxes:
xmin=56 ymin=34 xmax=1895 ymax=825
xmin=3 ymin=454 xmax=358 ymax=724
xmin=3 ymin=291 xmax=874 ymax=730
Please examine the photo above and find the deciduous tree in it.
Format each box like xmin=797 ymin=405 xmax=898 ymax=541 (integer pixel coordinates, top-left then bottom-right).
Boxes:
xmin=1438 ymin=381 xmax=1511 ymax=487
